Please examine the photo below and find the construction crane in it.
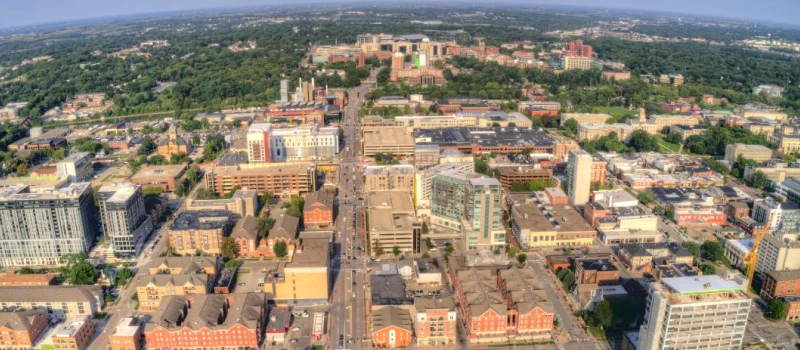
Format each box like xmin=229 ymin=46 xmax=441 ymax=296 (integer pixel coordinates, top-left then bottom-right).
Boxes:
xmin=743 ymin=215 xmax=774 ymax=293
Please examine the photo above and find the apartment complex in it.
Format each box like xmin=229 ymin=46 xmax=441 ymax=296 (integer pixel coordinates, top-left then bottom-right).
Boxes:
xmin=724 ymin=143 xmax=774 ymax=163
xmin=0 ymin=183 xmax=98 ymax=266
xmin=430 ymin=172 xmax=505 ymax=250
xmin=493 ymin=166 xmax=551 ymax=190
xmin=246 ymin=123 xmax=339 ymax=163
xmin=453 ymin=267 xmax=554 ymax=344
xmin=414 ymin=161 xmax=474 ymax=216
xmin=761 ymin=270 xmax=800 ymax=300
xmin=303 ymin=190 xmax=335 ymax=229
xmin=135 ymin=274 xmax=211 ymax=312
xmin=756 ymin=233 xmax=800 ymax=275
xmin=144 ymin=293 xmax=266 ymax=350
xmin=638 ymin=276 xmax=750 ymax=350
xmin=97 ymin=183 xmax=153 ymax=257
xmin=49 ymin=315 xmax=94 ymax=350
xmin=363 ymin=165 xmax=415 ymax=193
xmin=367 ymin=191 xmax=421 ymax=255
xmin=204 ymin=162 xmax=315 ymax=197
xmin=56 ymin=152 xmax=93 ymax=182
xmin=508 ymin=193 xmax=595 ymax=249
xmin=167 ymin=211 xmax=232 ymax=256
xmin=567 ymin=150 xmax=592 ymax=206
xmin=371 ymin=306 xmax=414 ymax=348
xmin=562 ymin=56 xmax=592 ymax=70
xmin=109 ymin=317 xmax=144 ymax=350
xmin=142 ymin=256 xmax=221 ymax=276
xmin=0 ymin=286 xmax=104 ymax=320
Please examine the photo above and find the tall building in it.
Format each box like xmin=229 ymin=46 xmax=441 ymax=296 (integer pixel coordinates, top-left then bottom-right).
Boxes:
xmin=246 ymin=123 xmax=339 ymax=163
xmin=430 ymin=172 xmax=505 ymax=250
xmin=562 ymin=56 xmax=591 ymax=70
xmin=0 ymin=183 xmax=97 ymax=267
xmin=567 ymin=150 xmax=592 ymax=206
xmin=279 ymin=79 xmax=289 ymax=103
xmin=638 ymin=276 xmax=750 ymax=350
xmin=97 ymin=183 xmax=152 ymax=257
xmin=414 ymin=161 xmax=474 ymax=216
xmin=564 ymin=40 xmax=593 ymax=57
xmin=756 ymin=233 xmax=800 ymax=275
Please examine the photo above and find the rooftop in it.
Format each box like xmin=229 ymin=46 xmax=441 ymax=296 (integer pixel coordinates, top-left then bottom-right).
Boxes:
xmin=216 ymin=152 xmax=249 ymax=167
xmin=766 ymin=269 xmax=800 ymax=282
xmin=53 ymin=315 xmax=90 ymax=338
xmin=230 ymin=216 xmax=259 ymax=241
xmin=0 ymin=286 xmax=102 ymax=304
xmin=169 ymin=211 xmax=231 ymax=231
xmin=372 ymin=306 xmax=413 ymax=333
xmin=661 ymin=276 xmax=744 ymax=295
xmin=265 ymin=307 xmax=292 ymax=333
xmin=0 ymin=309 xmax=47 ymax=332
xmin=508 ymin=193 xmax=594 ymax=233
xmin=414 ymin=297 xmax=456 ymax=312
xmin=130 ymin=164 xmax=187 ymax=180
xmin=286 ymin=237 xmax=329 ymax=269
xmin=370 ymin=274 xmax=411 ymax=305
xmin=145 ymin=293 xmax=264 ymax=332
xmin=98 ymin=183 xmax=140 ymax=204
xmin=0 ymin=182 xmax=90 ymax=202
xmin=113 ymin=317 xmax=142 ymax=337
xmin=413 ymin=127 xmax=553 ymax=148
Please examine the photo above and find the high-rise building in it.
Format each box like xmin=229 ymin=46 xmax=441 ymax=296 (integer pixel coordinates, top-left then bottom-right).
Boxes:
xmin=567 ymin=150 xmax=592 ymax=206
xmin=97 ymin=183 xmax=153 ymax=257
xmin=0 ymin=183 xmax=97 ymax=266
xmin=430 ymin=172 xmax=504 ymax=250
xmin=756 ymin=233 xmax=800 ymax=275
xmin=564 ymin=40 xmax=593 ymax=57
xmin=246 ymin=123 xmax=271 ymax=163
xmin=562 ymin=56 xmax=592 ymax=70
xmin=279 ymin=79 xmax=289 ymax=103
xmin=638 ymin=276 xmax=750 ymax=350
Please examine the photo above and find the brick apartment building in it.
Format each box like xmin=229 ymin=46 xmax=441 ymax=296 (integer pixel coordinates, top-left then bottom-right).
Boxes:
xmin=303 ymin=189 xmax=335 ymax=229
xmin=51 ymin=315 xmax=94 ymax=350
xmin=0 ymin=309 xmax=49 ymax=349
xmin=135 ymin=274 xmax=211 ymax=312
xmin=109 ymin=317 xmax=144 ymax=350
xmin=574 ymin=258 xmax=620 ymax=286
xmin=371 ymin=306 xmax=414 ymax=348
xmin=144 ymin=293 xmax=266 ymax=350
xmin=167 ymin=211 xmax=232 ymax=256
xmin=414 ymin=298 xmax=457 ymax=347
xmin=761 ymin=270 xmax=800 ymax=300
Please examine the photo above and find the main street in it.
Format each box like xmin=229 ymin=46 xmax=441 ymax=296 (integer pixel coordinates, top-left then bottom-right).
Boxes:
xmin=329 ymin=76 xmax=374 ymax=350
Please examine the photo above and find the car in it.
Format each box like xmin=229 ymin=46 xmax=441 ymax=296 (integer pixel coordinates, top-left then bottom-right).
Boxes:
xmin=289 ymin=339 xmax=298 ymax=343
xmin=292 ymin=327 xmax=300 ymax=331
xmin=238 ymin=282 xmax=246 ymax=286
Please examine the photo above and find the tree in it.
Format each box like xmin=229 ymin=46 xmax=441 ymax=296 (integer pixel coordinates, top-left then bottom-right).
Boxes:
xmin=375 ymin=244 xmax=385 ymax=256
xmin=559 ymin=269 xmax=575 ymax=292
xmin=563 ymin=118 xmax=578 ymax=136
xmin=117 ymin=267 xmax=134 ymax=286
xmin=225 ymin=259 xmax=239 ymax=268
xmin=422 ymin=222 xmax=429 ymax=234
xmin=507 ymin=247 xmax=518 ymax=258
xmin=143 ymin=186 xmax=163 ymax=198
xmin=565 ymin=246 xmax=572 ymax=255
xmin=701 ymin=241 xmax=725 ymax=262
xmin=257 ymin=217 xmax=275 ymax=238
xmin=682 ymin=242 xmax=701 ymax=259
xmin=52 ymin=148 xmax=66 ymax=161
xmin=392 ymin=245 xmax=401 ymax=257
xmin=749 ymin=171 xmax=770 ymax=189
xmin=627 ymin=130 xmax=659 ymax=152
xmin=425 ymin=238 xmax=433 ymax=250
xmin=594 ymin=300 xmax=614 ymax=328
xmin=59 ymin=252 xmax=87 ymax=268
xmin=220 ymin=237 xmax=238 ymax=260
xmin=273 ymin=241 xmax=288 ymax=258
xmin=768 ymin=298 xmax=789 ymax=320
xmin=16 ymin=163 xmax=28 ymax=176
xmin=699 ymin=263 xmax=716 ymax=275
xmin=637 ymin=190 xmax=656 ymax=206
xmin=516 ymin=253 xmax=527 ymax=264
xmin=138 ymin=136 xmax=156 ymax=155
xmin=69 ymin=262 xmax=97 ymax=285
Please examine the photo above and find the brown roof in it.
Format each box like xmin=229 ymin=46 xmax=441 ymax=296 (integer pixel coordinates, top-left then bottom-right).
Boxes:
xmin=0 ymin=309 xmax=46 ymax=331
xmin=231 ymin=216 xmax=260 ymax=241
xmin=0 ymin=272 xmax=57 ymax=286
xmin=145 ymin=293 xmax=265 ymax=333
xmin=135 ymin=274 xmax=210 ymax=289
xmin=304 ymin=190 xmax=334 ymax=212
xmin=269 ymin=208 xmax=299 ymax=240
xmin=371 ymin=306 xmax=413 ymax=333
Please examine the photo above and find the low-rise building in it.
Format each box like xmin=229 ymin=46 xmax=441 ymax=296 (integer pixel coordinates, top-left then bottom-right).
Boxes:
xmin=617 ymin=242 xmax=694 ymax=273
xmin=0 ymin=309 xmax=49 ymax=349
xmin=109 ymin=317 xmax=144 ymax=350
xmin=135 ymin=274 xmax=211 ymax=312
xmin=184 ymin=190 xmax=259 ymax=218
xmin=724 ymin=143 xmax=774 ymax=163
xmin=204 ymin=162 xmax=315 ymax=197
xmin=724 ymin=238 xmax=753 ymax=270
xmin=371 ymin=306 xmax=413 ymax=348
xmin=560 ymin=113 xmax=612 ymax=126
xmin=143 ymin=293 xmax=266 ymax=350
xmin=761 ymin=270 xmax=800 ymax=300
xmin=303 ymin=189 xmax=335 ymax=229
xmin=143 ymin=256 xmax=221 ymax=275
xmin=128 ymin=164 xmax=187 ymax=191
xmin=167 ymin=211 xmax=232 ymax=256
xmin=363 ymin=165 xmax=415 ymax=193
xmin=575 ymin=258 xmax=619 ymax=285
xmin=507 ymin=193 xmax=595 ymax=250
xmin=362 ymin=126 xmax=415 ymax=156
xmin=0 ymin=286 xmax=103 ymax=321
xmin=0 ymin=271 xmax=58 ymax=287
xmin=413 ymin=298 xmax=457 ymax=347
xmin=265 ymin=236 xmax=330 ymax=305
xmin=493 ymin=166 xmax=551 ymax=191
xmin=50 ymin=315 xmax=94 ymax=350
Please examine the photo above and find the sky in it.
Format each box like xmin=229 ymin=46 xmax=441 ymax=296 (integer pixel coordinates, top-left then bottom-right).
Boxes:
xmin=1 ymin=0 xmax=799 ymax=29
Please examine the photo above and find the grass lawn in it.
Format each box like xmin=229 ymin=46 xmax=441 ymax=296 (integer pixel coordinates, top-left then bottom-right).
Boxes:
xmin=587 ymin=326 xmax=607 ymax=340
xmin=592 ymin=106 xmax=633 ymax=118
xmin=653 ymin=135 xmax=681 ymax=154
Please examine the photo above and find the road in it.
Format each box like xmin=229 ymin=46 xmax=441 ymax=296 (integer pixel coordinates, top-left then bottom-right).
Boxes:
xmin=329 ymin=75 xmax=374 ymax=350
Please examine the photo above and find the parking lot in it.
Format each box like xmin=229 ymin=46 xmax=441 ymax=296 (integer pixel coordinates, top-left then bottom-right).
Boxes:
xmin=234 ymin=260 xmax=279 ymax=294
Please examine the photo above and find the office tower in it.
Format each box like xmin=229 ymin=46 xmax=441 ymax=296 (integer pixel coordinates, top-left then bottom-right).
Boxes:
xmin=0 ymin=183 xmax=98 ymax=266
xmin=567 ymin=150 xmax=592 ymax=205
xmin=246 ymin=123 xmax=339 ymax=163
xmin=246 ymin=123 xmax=271 ymax=163
xmin=97 ymin=183 xmax=152 ymax=257
xmin=280 ymin=79 xmax=289 ymax=103
xmin=638 ymin=276 xmax=750 ymax=350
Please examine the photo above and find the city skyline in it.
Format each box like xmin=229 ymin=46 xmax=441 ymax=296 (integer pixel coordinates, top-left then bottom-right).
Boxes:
xmin=1 ymin=0 xmax=799 ymax=29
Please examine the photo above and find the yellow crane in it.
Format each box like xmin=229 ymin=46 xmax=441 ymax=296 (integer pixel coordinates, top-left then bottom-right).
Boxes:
xmin=743 ymin=215 xmax=774 ymax=293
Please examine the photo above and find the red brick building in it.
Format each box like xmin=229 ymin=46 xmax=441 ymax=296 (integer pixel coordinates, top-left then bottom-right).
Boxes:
xmin=674 ymin=211 xmax=727 ymax=226
xmin=761 ymin=270 xmax=800 ymax=300
xmin=574 ymin=258 xmax=620 ymax=286
xmin=144 ymin=293 xmax=265 ymax=350
xmin=785 ymin=297 xmax=800 ymax=321
xmin=563 ymin=40 xmax=593 ymax=57
xmin=413 ymin=298 xmax=458 ymax=347
xmin=109 ymin=317 xmax=143 ymax=350
xmin=591 ymin=159 xmax=607 ymax=186
xmin=0 ymin=309 xmax=49 ymax=349
xmin=371 ymin=306 xmax=413 ymax=348
xmin=303 ymin=190 xmax=335 ymax=229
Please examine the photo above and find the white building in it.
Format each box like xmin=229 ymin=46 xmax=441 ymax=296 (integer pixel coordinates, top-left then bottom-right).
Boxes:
xmin=723 ymin=239 xmax=753 ymax=270
xmin=246 ymin=123 xmax=339 ymax=163
xmin=638 ymin=276 xmax=751 ymax=350
xmin=755 ymin=232 xmax=800 ymax=275
xmin=56 ymin=152 xmax=93 ymax=182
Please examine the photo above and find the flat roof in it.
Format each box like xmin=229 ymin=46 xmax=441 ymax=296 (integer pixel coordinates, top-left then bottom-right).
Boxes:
xmin=661 ymin=276 xmax=744 ymax=294
xmin=169 ymin=211 xmax=230 ymax=231
xmin=508 ymin=193 xmax=594 ymax=233
xmin=130 ymin=164 xmax=186 ymax=180
xmin=286 ymin=237 xmax=329 ymax=268
xmin=217 ymin=152 xmax=249 ymax=167
xmin=413 ymin=127 xmax=553 ymax=148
